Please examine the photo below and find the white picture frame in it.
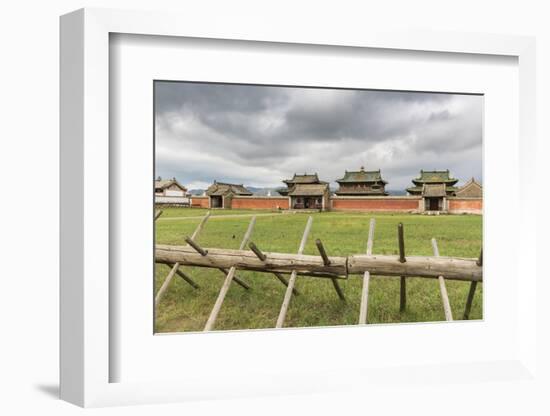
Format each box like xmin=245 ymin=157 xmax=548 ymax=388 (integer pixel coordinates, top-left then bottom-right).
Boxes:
xmin=60 ymin=8 xmax=537 ymax=408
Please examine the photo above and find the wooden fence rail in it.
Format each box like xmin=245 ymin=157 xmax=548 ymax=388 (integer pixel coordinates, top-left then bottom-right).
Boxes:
xmin=155 ymin=246 xmax=482 ymax=281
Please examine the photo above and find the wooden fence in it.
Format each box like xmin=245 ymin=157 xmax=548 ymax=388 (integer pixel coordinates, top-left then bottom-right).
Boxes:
xmin=154 ymin=210 xmax=483 ymax=331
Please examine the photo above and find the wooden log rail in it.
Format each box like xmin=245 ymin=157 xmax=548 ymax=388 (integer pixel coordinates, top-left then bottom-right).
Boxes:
xmin=155 ymin=246 xmax=483 ymax=282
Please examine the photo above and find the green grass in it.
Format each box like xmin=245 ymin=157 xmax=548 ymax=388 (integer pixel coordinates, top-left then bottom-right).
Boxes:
xmin=155 ymin=209 xmax=482 ymax=332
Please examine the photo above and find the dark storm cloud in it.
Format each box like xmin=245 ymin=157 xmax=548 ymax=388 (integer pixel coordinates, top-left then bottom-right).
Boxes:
xmin=155 ymin=81 xmax=482 ymax=190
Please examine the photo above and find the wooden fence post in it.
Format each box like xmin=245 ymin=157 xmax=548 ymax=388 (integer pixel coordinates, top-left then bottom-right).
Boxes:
xmin=249 ymin=242 xmax=300 ymax=295
xmin=154 ymin=262 xmax=180 ymax=308
xmin=431 ymin=238 xmax=453 ymax=321
xmin=154 ymin=211 xmax=211 ymax=307
xmin=463 ymin=282 xmax=478 ymax=320
xmin=185 ymin=236 xmax=208 ymax=256
xmin=359 ymin=218 xmax=376 ymax=324
xmin=276 ymin=216 xmax=313 ymax=328
xmin=204 ymin=216 xmax=257 ymax=331
xmin=464 ymin=248 xmax=482 ymax=319
xmin=315 ymin=239 xmax=345 ymax=300
xmin=398 ymin=223 xmax=407 ymax=313
xmin=185 ymin=236 xmax=251 ymax=290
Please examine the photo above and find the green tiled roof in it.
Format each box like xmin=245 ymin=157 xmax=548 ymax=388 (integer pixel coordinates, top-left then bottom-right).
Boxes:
xmin=287 ymin=183 xmax=329 ymax=196
xmin=422 ymin=183 xmax=446 ymax=197
xmin=412 ymin=169 xmax=458 ymax=186
xmin=283 ymin=173 xmax=325 ymax=185
xmin=406 ymin=185 xmax=459 ymax=195
xmin=336 ymin=167 xmax=387 ymax=184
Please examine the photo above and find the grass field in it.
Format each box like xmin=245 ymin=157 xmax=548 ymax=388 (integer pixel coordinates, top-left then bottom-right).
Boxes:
xmin=155 ymin=208 xmax=482 ymax=332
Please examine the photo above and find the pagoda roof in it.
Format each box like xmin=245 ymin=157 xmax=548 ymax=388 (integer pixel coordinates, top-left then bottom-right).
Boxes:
xmin=283 ymin=173 xmax=326 ymax=185
xmin=206 ymin=181 xmax=253 ymax=196
xmin=406 ymin=185 xmax=459 ymax=195
xmin=287 ymin=183 xmax=329 ymax=196
xmin=336 ymin=166 xmax=388 ymax=184
xmin=422 ymin=183 xmax=447 ymax=197
xmin=412 ymin=169 xmax=458 ymax=186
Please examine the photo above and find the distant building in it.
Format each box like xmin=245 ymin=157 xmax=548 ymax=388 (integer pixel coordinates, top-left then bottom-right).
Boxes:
xmin=277 ymin=173 xmax=325 ymax=195
xmin=335 ymin=166 xmax=388 ymax=196
xmin=155 ymin=177 xmax=189 ymax=205
xmin=278 ymin=173 xmax=330 ymax=210
xmin=455 ymin=178 xmax=483 ymax=198
xmin=406 ymin=170 xmax=459 ymax=196
xmin=407 ymin=170 xmax=459 ymax=212
xmin=205 ymin=181 xmax=253 ymax=208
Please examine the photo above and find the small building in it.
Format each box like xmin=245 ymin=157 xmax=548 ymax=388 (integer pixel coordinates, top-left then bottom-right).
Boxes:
xmin=335 ymin=166 xmax=388 ymax=196
xmin=278 ymin=173 xmax=330 ymax=210
xmin=455 ymin=178 xmax=483 ymax=198
xmin=407 ymin=170 xmax=459 ymax=212
xmin=288 ymin=183 xmax=330 ymax=210
xmin=205 ymin=181 xmax=253 ymax=209
xmin=154 ymin=177 xmax=189 ymax=206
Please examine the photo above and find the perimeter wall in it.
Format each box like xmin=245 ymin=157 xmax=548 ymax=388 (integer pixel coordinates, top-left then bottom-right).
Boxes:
xmin=447 ymin=198 xmax=483 ymax=214
xmin=190 ymin=196 xmax=209 ymax=208
xmin=331 ymin=196 xmax=420 ymax=212
xmin=189 ymin=195 xmax=482 ymax=214
xmin=231 ymin=196 xmax=290 ymax=210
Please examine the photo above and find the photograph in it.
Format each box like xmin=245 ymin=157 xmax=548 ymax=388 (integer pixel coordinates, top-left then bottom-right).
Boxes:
xmin=153 ymin=81 xmax=483 ymax=332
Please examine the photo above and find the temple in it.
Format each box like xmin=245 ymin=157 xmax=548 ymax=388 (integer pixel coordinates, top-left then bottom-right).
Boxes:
xmin=278 ymin=173 xmax=330 ymax=210
xmin=407 ymin=170 xmax=459 ymax=212
xmin=335 ymin=166 xmax=388 ymax=196
xmin=407 ymin=170 xmax=459 ymax=195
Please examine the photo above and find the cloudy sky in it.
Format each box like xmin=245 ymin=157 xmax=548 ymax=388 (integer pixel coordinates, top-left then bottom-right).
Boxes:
xmin=155 ymin=81 xmax=483 ymax=191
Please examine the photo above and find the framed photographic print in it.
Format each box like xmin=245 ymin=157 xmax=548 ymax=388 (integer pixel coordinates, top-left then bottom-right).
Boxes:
xmin=60 ymin=8 xmax=538 ymax=408
xmin=152 ymin=80 xmax=483 ymax=334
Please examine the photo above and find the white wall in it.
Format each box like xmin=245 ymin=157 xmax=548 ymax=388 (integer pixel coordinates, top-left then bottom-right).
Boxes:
xmin=1 ymin=1 xmax=548 ymax=415
xmin=155 ymin=196 xmax=189 ymax=204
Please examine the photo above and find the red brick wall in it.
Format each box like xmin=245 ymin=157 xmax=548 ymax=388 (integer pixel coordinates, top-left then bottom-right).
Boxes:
xmin=231 ymin=197 xmax=289 ymax=210
xmin=448 ymin=198 xmax=482 ymax=214
xmin=331 ymin=197 xmax=420 ymax=211
xmin=191 ymin=195 xmax=481 ymax=214
xmin=190 ymin=196 xmax=209 ymax=208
